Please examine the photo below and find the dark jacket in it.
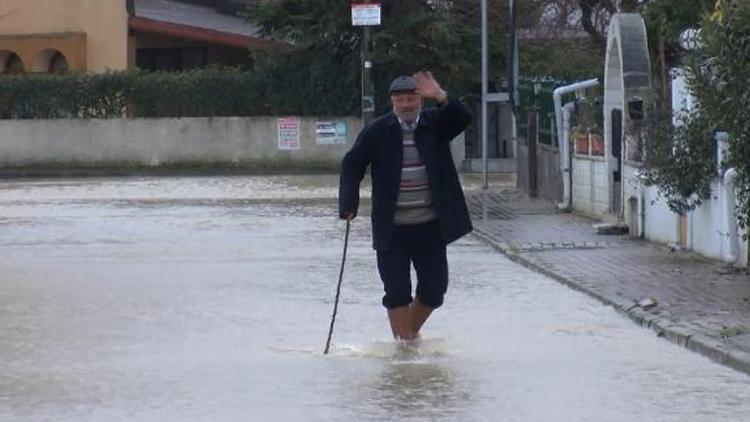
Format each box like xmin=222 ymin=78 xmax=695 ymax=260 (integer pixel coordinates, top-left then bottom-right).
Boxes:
xmin=339 ymin=97 xmax=473 ymax=250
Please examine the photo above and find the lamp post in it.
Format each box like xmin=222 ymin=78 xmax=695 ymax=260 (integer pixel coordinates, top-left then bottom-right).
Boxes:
xmin=678 ymin=28 xmax=702 ymax=52
xmin=672 ymin=28 xmax=703 ymax=125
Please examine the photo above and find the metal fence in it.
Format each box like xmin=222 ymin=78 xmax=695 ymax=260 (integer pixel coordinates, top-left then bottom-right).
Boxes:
xmin=516 ymin=77 xmax=565 ymax=146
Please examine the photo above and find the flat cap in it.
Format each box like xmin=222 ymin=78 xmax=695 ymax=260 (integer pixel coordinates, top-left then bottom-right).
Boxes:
xmin=389 ymin=76 xmax=417 ymax=94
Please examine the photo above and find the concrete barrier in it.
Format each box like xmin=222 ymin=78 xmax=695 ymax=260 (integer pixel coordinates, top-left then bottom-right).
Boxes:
xmin=0 ymin=116 xmax=362 ymax=171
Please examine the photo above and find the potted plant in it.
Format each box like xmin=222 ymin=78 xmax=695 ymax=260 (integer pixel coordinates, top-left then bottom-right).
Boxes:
xmin=572 ymin=126 xmax=589 ymax=154
xmin=589 ymin=127 xmax=604 ymax=156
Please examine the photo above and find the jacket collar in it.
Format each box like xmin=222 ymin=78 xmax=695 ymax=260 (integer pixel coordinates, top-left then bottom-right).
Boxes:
xmin=387 ymin=110 xmax=428 ymax=128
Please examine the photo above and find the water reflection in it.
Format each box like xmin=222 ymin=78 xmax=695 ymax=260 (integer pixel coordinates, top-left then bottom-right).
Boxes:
xmin=363 ymin=361 xmax=470 ymax=421
xmin=4 ymin=176 xmax=750 ymax=422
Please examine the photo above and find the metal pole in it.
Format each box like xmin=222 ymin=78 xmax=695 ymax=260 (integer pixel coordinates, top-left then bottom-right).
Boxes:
xmin=362 ymin=26 xmax=375 ymax=124
xmin=508 ymin=0 xmax=517 ymax=110
xmin=481 ymin=0 xmax=488 ymax=189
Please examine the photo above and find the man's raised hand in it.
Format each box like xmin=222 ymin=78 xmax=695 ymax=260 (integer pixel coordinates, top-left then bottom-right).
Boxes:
xmin=413 ymin=71 xmax=447 ymax=104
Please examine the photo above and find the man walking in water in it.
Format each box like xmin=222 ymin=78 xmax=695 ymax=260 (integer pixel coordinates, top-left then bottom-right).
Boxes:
xmin=339 ymin=71 xmax=473 ymax=341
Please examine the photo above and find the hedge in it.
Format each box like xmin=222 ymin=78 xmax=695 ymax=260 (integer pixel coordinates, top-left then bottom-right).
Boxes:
xmin=0 ymin=67 xmax=360 ymax=119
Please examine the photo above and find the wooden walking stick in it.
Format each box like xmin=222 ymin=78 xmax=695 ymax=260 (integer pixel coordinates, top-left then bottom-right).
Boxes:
xmin=324 ymin=218 xmax=351 ymax=354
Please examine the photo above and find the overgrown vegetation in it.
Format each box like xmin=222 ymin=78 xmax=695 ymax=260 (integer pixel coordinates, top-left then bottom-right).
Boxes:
xmin=0 ymin=67 xmax=357 ymax=119
xmin=640 ymin=0 xmax=723 ymax=215
xmin=642 ymin=0 xmax=715 ymax=101
xmin=689 ymin=0 xmax=750 ymax=233
xmin=644 ymin=99 xmax=717 ymax=214
xmin=0 ymin=1 xmax=610 ymax=119
xmin=519 ymin=39 xmax=603 ymax=81
xmin=245 ymin=0 xmax=606 ymax=114
xmin=642 ymin=0 xmax=750 ymax=233
xmin=245 ymin=0 xmax=494 ymax=115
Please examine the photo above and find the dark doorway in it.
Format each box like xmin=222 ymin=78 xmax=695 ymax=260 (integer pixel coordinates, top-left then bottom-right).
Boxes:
xmin=136 ymin=48 xmax=207 ymax=72
xmin=466 ymin=100 xmax=513 ymax=160
xmin=611 ymin=108 xmax=623 ymax=216
xmin=49 ymin=52 xmax=69 ymax=74
xmin=3 ymin=53 xmax=25 ymax=75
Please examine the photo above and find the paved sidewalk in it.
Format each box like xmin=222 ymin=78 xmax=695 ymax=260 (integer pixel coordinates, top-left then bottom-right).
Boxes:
xmin=465 ymin=186 xmax=750 ymax=375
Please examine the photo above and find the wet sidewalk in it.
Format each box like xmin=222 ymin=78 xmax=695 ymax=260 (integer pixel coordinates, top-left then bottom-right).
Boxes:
xmin=465 ymin=186 xmax=750 ymax=375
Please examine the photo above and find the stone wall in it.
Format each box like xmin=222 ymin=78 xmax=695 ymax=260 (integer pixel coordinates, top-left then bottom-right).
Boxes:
xmin=0 ymin=117 xmax=361 ymax=171
xmin=0 ymin=116 xmax=468 ymax=174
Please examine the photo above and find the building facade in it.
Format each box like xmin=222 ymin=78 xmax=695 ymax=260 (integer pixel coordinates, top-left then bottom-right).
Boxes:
xmin=0 ymin=0 xmax=270 ymax=74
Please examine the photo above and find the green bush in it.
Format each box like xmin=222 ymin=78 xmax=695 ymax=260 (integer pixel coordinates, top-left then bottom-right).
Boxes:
xmin=644 ymin=98 xmax=717 ymax=215
xmin=693 ymin=0 xmax=750 ymax=234
xmin=644 ymin=0 xmax=750 ymax=233
xmin=0 ymin=72 xmax=132 ymax=119
xmin=0 ymin=67 xmax=359 ymax=119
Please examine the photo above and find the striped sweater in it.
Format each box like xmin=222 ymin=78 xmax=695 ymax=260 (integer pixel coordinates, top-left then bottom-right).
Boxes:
xmin=393 ymin=120 xmax=438 ymax=225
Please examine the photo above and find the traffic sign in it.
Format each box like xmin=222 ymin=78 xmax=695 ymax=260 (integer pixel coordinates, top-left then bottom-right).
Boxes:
xmin=351 ymin=3 xmax=381 ymax=26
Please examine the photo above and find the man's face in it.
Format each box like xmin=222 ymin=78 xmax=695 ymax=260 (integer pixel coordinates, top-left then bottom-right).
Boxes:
xmin=391 ymin=92 xmax=422 ymax=123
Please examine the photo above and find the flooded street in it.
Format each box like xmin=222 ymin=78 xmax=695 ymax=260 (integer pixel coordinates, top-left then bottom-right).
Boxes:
xmin=1 ymin=175 xmax=749 ymax=421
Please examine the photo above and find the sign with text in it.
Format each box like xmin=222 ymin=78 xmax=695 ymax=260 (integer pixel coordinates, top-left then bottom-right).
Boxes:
xmin=351 ymin=3 xmax=381 ymax=26
xmin=316 ymin=121 xmax=348 ymax=145
xmin=277 ymin=117 xmax=300 ymax=150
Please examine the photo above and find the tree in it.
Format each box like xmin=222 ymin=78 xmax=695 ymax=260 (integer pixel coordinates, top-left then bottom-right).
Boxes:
xmin=246 ymin=0 xmax=617 ymax=115
xmin=640 ymin=1 xmax=716 ymax=215
xmin=642 ymin=0 xmax=714 ymax=102
xmin=245 ymin=0 xmax=503 ymax=115
xmin=643 ymin=0 xmax=750 ymax=234
xmin=689 ymin=0 xmax=750 ymax=234
xmin=529 ymin=0 xmax=624 ymax=51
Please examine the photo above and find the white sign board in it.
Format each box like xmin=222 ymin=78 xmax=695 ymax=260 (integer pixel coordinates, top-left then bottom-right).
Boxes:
xmin=351 ymin=3 xmax=381 ymax=26
xmin=316 ymin=121 xmax=348 ymax=145
xmin=277 ymin=117 xmax=300 ymax=150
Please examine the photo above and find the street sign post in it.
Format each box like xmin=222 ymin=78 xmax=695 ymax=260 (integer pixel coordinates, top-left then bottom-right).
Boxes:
xmin=351 ymin=2 xmax=380 ymax=125
xmin=351 ymin=2 xmax=381 ymax=26
xmin=481 ymin=0 xmax=488 ymax=188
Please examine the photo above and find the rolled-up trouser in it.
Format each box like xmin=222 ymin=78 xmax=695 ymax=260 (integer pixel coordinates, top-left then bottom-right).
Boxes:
xmin=376 ymin=220 xmax=448 ymax=309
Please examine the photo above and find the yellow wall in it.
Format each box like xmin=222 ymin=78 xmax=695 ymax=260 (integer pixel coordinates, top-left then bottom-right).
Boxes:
xmin=0 ymin=0 xmax=128 ymax=72
xmin=0 ymin=33 xmax=88 ymax=72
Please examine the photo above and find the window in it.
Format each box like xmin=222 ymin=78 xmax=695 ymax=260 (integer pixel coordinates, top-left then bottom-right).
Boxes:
xmin=48 ymin=52 xmax=69 ymax=74
xmin=3 ymin=53 xmax=24 ymax=75
xmin=136 ymin=48 xmax=207 ymax=72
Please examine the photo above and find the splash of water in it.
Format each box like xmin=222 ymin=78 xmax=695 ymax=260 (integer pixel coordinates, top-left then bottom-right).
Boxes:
xmin=275 ymin=338 xmax=450 ymax=363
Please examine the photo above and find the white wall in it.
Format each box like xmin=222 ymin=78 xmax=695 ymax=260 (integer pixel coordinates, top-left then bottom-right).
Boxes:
xmin=0 ymin=117 xmax=361 ymax=169
xmin=662 ymin=67 xmax=747 ymax=265
xmin=688 ymin=179 xmax=749 ymax=265
xmin=671 ymin=68 xmax=696 ymax=123
xmin=640 ymin=177 xmax=748 ymax=266
xmin=571 ymin=155 xmax=609 ymax=216
xmin=622 ymin=163 xmax=645 ymax=235
xmin=0 ymin=116 xmax=468 ymax=172
xmin=565 ymin=143 xmax=746 ymax=266
xmin=687 ymin=181 xmax=723 ymax=259
xmin=642 ymin=185 xmax=679 ymax=244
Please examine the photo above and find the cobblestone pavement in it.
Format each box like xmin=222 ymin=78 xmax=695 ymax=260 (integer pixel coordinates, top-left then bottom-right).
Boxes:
xmin=465 ymin=187 xmax=750 ymax=375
